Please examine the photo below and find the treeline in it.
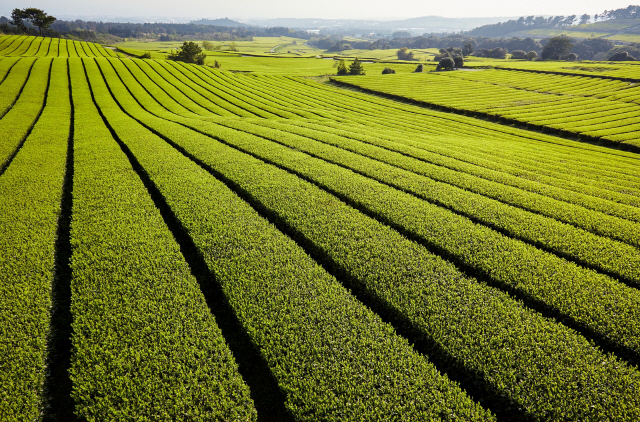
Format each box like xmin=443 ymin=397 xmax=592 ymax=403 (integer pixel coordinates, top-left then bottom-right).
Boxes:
xmin=309 ymin=34 xmax=544 ymax=54
xmin=465 ymin=5 xmax=640 ymax=38
xmin=312 ymin=32 xmax=619 ymax=61
xmin=0 ymin=16 xmax=312 ymax=41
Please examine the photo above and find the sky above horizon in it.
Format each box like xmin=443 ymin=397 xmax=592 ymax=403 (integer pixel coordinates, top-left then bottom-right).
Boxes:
xmin=0 ymin=0 xmax=634 ymax=21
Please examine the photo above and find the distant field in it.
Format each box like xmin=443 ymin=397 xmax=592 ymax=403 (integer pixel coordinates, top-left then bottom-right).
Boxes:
xmin=333 ymin=68 xmax=640 ymax=148
xmin=2 ymin=35 xmax=640 ymax=421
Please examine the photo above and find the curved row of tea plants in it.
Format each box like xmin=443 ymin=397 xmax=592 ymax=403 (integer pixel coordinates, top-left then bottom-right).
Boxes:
xmin=331 ymin=71 xmax=640 ymax=148
xmin=85 ymin=56 xmax=640 ymax=420
xmin=82 ymin=56 xmax=493 ymax=421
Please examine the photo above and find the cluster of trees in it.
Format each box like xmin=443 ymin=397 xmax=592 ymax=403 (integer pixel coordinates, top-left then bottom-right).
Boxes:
xmin=465 ymin=5 xmax=640 ymax=39
xmin=336 ymin=58 xmax=365 ymax=75
xmin=466 ymin=15 xmax=586 ymax=38
xmin=596 ymin=5 xmax=640 ymax=21
xmin=0 ymin=15 xmax=311 ymax=42
xmin=201 ymin=41 xmax=237 ymax=51
xmin=168 ymin=41 xmax=207 ymax=65
xmin=396 ymin=47 xmax=415 ymax=60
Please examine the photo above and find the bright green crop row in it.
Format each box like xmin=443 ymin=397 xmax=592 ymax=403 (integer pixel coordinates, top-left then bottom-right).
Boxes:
xmin=104 ymin=59 xmax=640 ymax=240
xmin=1 ymin=36 xmax=34 ymax=56
xmin=0 ymin=58 xmax=36 ymax=119
xmin=0 ymin=36 xmax=26 ymax=54
xmin=276 ymin=119 xmax=640 ymax=243
xmin=146 ymin=59 xmax=269 ymax=117
xmin=0 ymin=58 xmax=51 ymax=170
xmin=67 ymin=58 xmax=257 ymax=420
xmin=162 ymin=61 xmax=640 ymax=188
xmin=235 ymin=118 xmax=640 ymax=283
xmin=86 ymin=56 xmax=494 ymax=421
xmin=0 ymin=58 xmax=70 ymax=421
xmin=269 ymin=73 xmax=640 ymax=166
xmin=0 ymin=57 xmax=20 ymax=83
xmin=332 ymin=72 xmax=640 ymax=146
xmin=438 ymin=69 xmax=638 ymax=101
xmin=0 ymin=36 xmax=115 ymax=58
xmin=162 ymin=60 xmax=307 ymax=119
xmin=298 ymin=118 xmax=640 ymax=207
xmin=88 ymin=55 xmax=640 ymax=419
xmin=172 ymin=115 xmax=640 ymax=355
xmin=172 ymin=65 xmax=640 ymax=235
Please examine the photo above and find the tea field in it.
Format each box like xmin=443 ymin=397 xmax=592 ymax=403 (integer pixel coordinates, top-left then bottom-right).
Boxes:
xmin=1 ymin=35 xmax=640 ymax=421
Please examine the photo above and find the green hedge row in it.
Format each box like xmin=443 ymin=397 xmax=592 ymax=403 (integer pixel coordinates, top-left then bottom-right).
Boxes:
xmin=0 ymin=58 xmax=36 ymax=119
xmin=67 ymin=58 xmax=256 ymax=420
xmin=0 ymin=58 xmax=70 ymax=421
xmin=237 ymin=118 xmax=640 ymax=284
xmin=86 ymin=57 xmax=640 ymax=419
xmin=86 ymin=56 xmax=494 ymax=421
xmin=0 ymin=57 xmax=51 ymax=169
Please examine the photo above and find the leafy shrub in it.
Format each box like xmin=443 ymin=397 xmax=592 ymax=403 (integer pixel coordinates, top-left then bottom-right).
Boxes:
xmin=382 ymin=67 xmax=396 ymax=74
xmin=140 ymin=52 xmax=151 ymax=59
xmin=437 ymin=57 xmax=454 ymax=71
xmin=564 ymin=52 xmax=578 ymax=62
xmin=414 ymin=64 xmax=423 ymax=72
xmin=510 ymin=50 xmax=527 ymax=59
xmin=397 ymin=47 xmax=415 ymax=60
xmin=454 ymin=56 xmax=464 ymax=68
xmin=336 ymin=59 xmax=348 ymax=75
xmin=526 ymin=50 xmax=538 ymax=60
xmin=168 ymin=41 xmax=206 ymax=65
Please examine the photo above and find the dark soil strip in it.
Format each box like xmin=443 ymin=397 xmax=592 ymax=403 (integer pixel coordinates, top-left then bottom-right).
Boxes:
xmin=86 ymin=59 xmax=291 ymax=422
xmin=42 ymin=58 xmax=77 ymax=422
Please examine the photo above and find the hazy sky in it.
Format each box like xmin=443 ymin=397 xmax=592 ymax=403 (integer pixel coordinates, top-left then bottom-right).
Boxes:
xmin=0 ymin=0 xmax=634 ymax=20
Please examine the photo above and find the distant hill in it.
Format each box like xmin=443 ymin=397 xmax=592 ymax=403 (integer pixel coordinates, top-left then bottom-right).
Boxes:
xmin=240 ymin=16 xmax=518 ymax=34
xmin=191 ymin=18 xmax=246 ymax=27
xmin=464 ymin=5 xmax=640 ymax=43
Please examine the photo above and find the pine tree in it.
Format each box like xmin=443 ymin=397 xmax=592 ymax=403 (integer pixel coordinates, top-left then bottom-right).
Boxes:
xmin=348 ymin=58 xmax=365 ymax=75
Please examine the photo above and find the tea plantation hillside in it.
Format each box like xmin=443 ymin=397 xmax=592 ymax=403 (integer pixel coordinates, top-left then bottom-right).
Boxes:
xmin=1 ymin=35 xmax=640 ymax=421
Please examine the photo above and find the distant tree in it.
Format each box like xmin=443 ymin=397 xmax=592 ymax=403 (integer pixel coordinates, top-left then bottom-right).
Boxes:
xmin=579 ymin=14 xmax=591 ymax=25
xmin=227 ymin=41 xmax=237 ymax=51
xmin=453 ymin=56 xmax=464 ymax=68
xmin=462 ymin=42 xmax=475 ymax=56
xmin=436 ymin=57 xmax=454 ymax=71
xmin=570 ymin=43 xmax=594 ymax=60
xmin=414 ymin=64 xmax=423 ymax=72
xmin=336 ymin=59 xmax=348 ymax=75
xmin=382 ymin=67 xmax=396 ymax=74
xmin=526 ymin=50 xmax=538 ymax=60
xmin=348 ymin=58 xmax=365 ymax=75
xmin=608 ymin=51 xmax=637 ymax=61
xmin=12 ymin=8 xmax=56 ymax=36
xmin=202 ymin=40 xmax=215 ymax=51
xmin=213 ymin=60 xmax=221 ymax=68
xmin=582 ymin=38 xmax=614 ymax=54
xmin=397 ymin=47 xmax=415 ymax=60
xmin=541 ymin=35 xmax=574 ymax=60
xmin=168 ymin=41 xmax=207 ymax=65
xmin=510 ymin=50 xmax=527 ymax=59
xmin=140 ymin=52 xmax=151 ymax=59
xmin=564 ymin=52 xmax=578 ymax=61
xmin=562 ymin=15 xmax=577 ymax=26
xmin=10 ymin=9 xmax=27 ymax=33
